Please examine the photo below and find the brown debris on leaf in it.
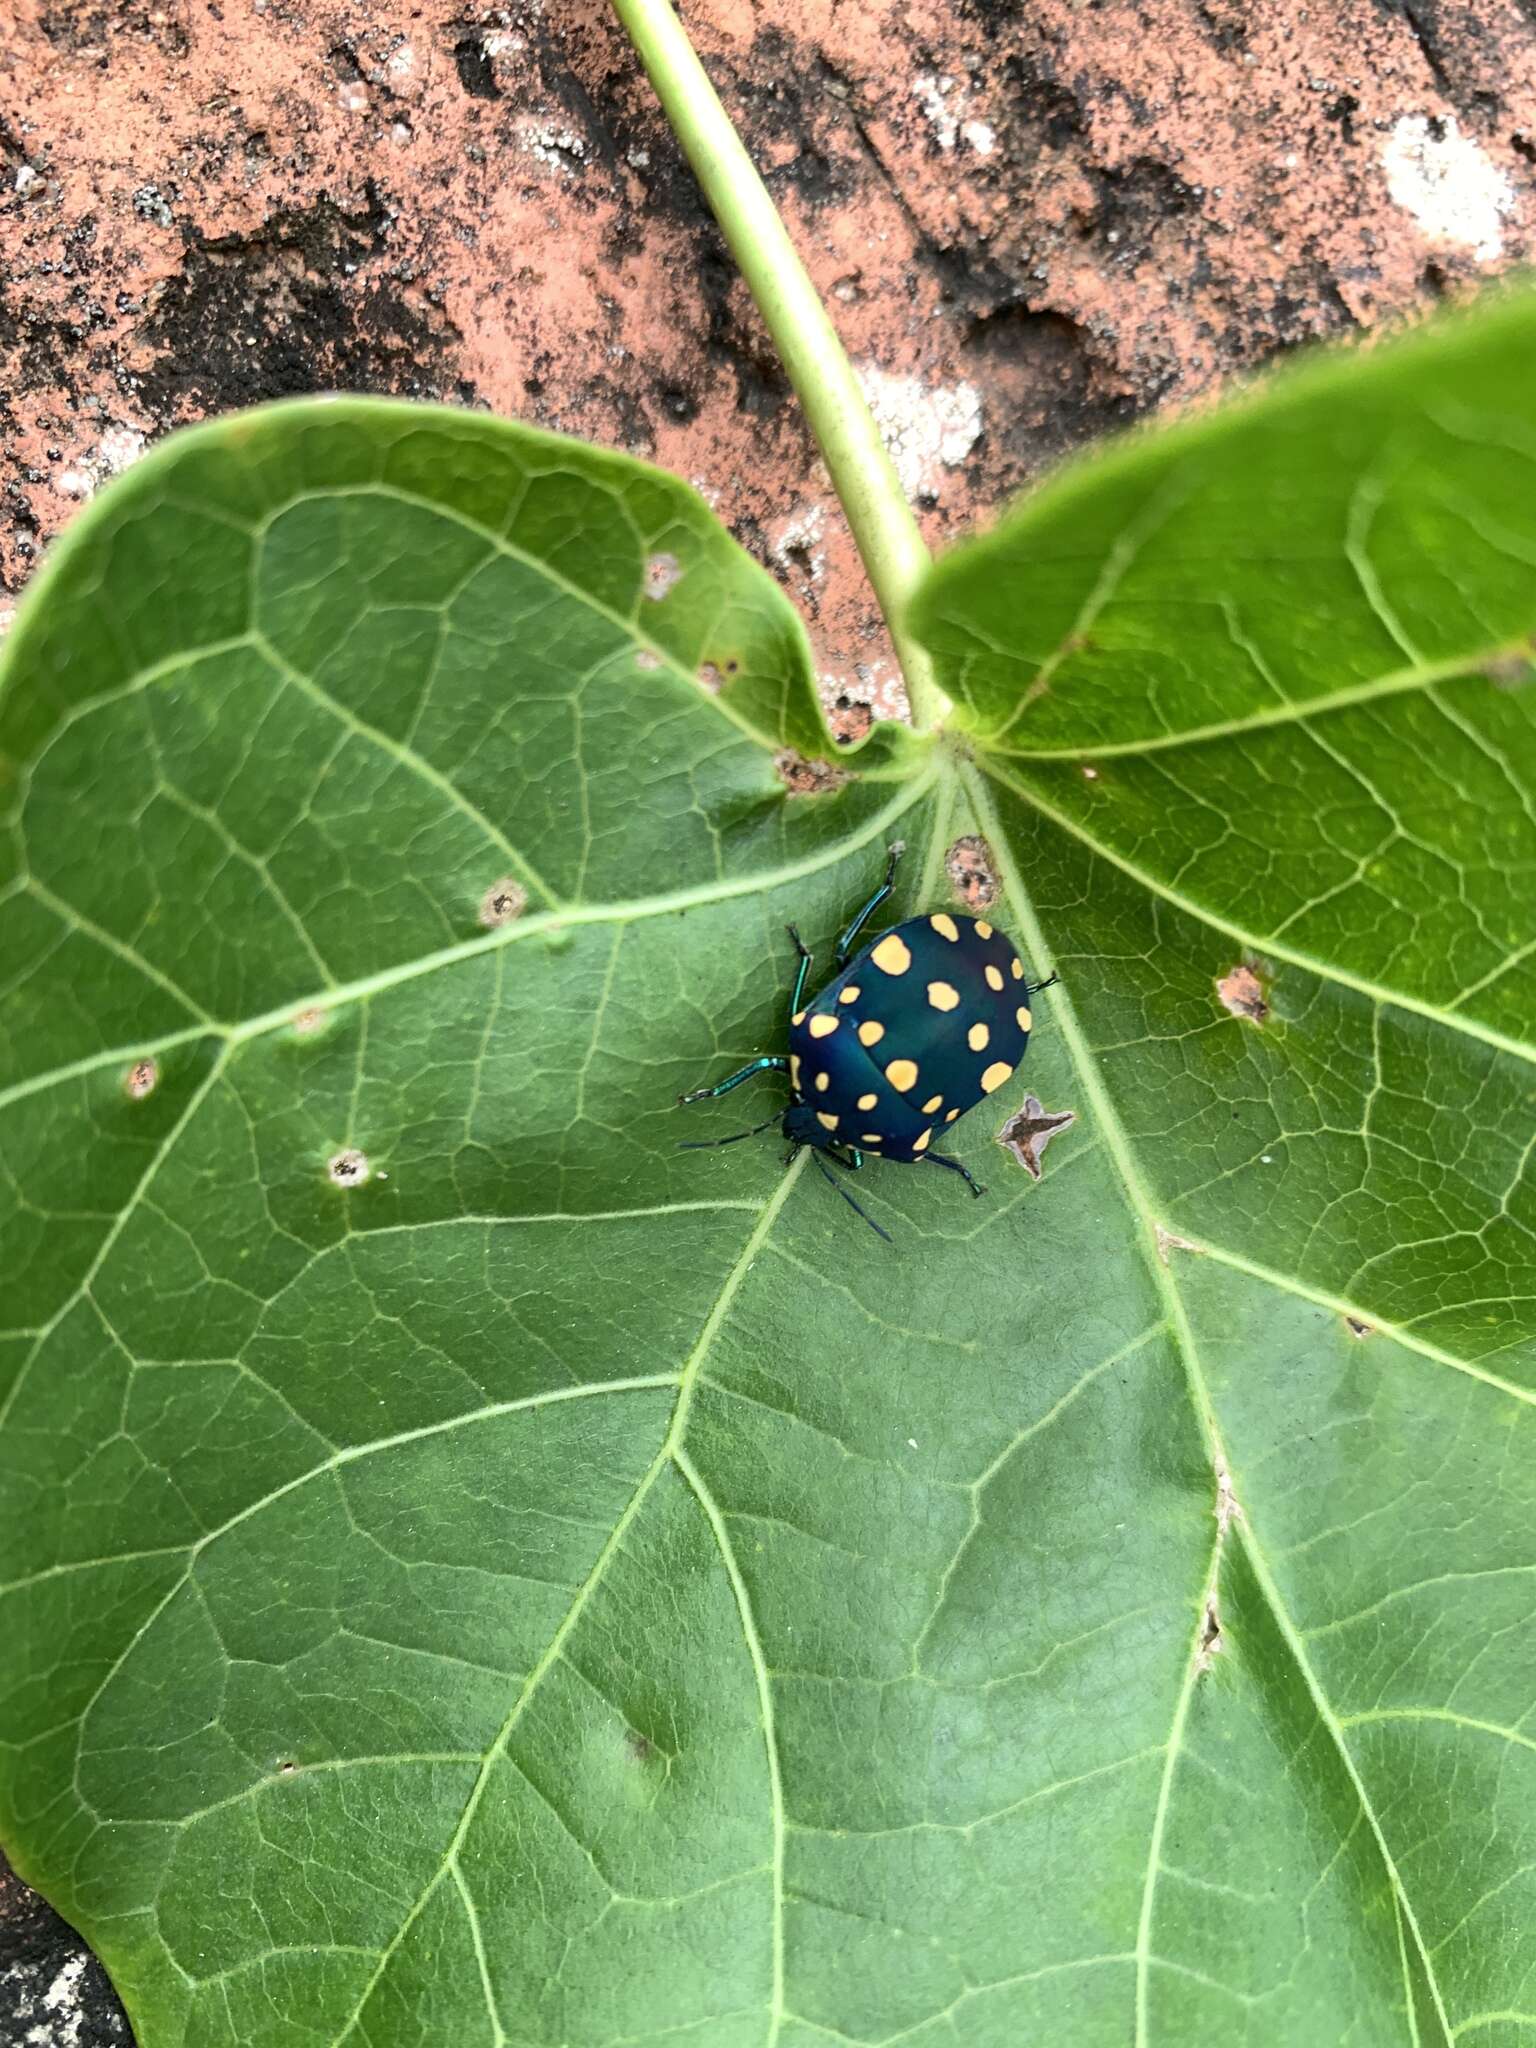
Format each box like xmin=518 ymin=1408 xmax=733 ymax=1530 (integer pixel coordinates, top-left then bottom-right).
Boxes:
xmin=123 ymin=1058 xmax=158 ymax=1099
xmin=774 ymin=748 xmax=849 ymax=797
xmin=945 ymin=834 xmax=1001 ymax=911
xmin=1216 ymin=963 xmax=1270 ymax=1023
xmin=1195 ymin=1593 xmax=1224 ymax=1674
xmin=997 ymin=1094 xmax=1077 ymax=1179
xmin=1154 ymin=1223 xmax=1201 ymax=1265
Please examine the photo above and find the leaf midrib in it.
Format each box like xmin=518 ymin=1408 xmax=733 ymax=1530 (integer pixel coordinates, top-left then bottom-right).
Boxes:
xmin=962 ymin=761 xmax=1457 ymax=2043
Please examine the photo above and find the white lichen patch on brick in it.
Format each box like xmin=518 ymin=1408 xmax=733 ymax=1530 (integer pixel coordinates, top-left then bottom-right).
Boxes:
xmin=913 ymin=73 xmax=995 ymax=156
xmin=57 ymin=425 xmax=147 ymax=500
xmin=1383 ymin=114 xmax=1513 ymax=262
xmin=857 ymin=365 xmax=982 ymax=501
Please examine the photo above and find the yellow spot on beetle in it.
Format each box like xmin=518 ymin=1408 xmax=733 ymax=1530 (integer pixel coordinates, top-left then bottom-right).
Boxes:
xmin=793 ymin=1009 xmax=807 ymax=1025
xmin=809 ymin=1013 xmax=839 ymax=1038
xmin=930 ymin=913 xmax=959 ymax=942
xmin=945 ymin=1107 xmax=960 ymax=1122
xmin=1016 ymin=1006 xmax=1032 ymax=1032
xmin=985 ymin=964 xmax=1004 ymax=992
xmin=858 ymin=1019 xmax=885 ymax=1047
xmin=789 ymin=1054 xmax=802 ymax=1091
xmin=1010 ymin=958 xmax=1024 ymax=981
xmin=871 ymin=933 xmax=912 ymax=976
xmin=913 ymin=1128 xmax=932 ymax=1153
xmin=885 ymin=1057 xmax=919 ymax=1092
xmin=921 ymin=1094 xmax=943 ymax=1114
xmin=968 ymin=1022 xmax=990 ymax=1052
xmin=815 ymin=1070 xmax=830 ymax=1092
xmin=861 ymin=1133 xmax=883 ymax=1145
xmin=981 ymin=1060 xmax=1013 ymax=1094
xmin=839 ymin=984 xmax=861 ymax=1004
xmin=857 ymin=1092 xmax=878 ymax=1110
xmin=817 ymin=1111 xmax=839 ymax=1131
xmin=927 ymin=980 xmax=960 ymax=1012
xmin=976 ymin=921 xmax=993 ymax=939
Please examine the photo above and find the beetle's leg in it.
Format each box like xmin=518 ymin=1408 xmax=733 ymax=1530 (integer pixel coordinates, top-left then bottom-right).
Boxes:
xmin=677 ymin=1113 xmax=783 ymax=1151
xmin=676 ymin=1055 xmax=789 ymax=1107
xmin=923 ymin=1151 xmax=988 ymax=1198
xmin=821 ymin=1143 xmax=863 ymax=1172
xmin=1023 ymin=969 xmax=1060 ymax=998
xmin=785 ymin=924 xmax=814 ymax=1020
xmin=834 ymin=840 xmax=905 ymax=967
xmin=812 ymin=1152 xmax=893 ymax=1242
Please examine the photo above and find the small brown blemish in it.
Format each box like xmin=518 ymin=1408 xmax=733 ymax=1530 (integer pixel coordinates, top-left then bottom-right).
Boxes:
xmin=828 ymin=693 xmax=874 ymax=747
xmin=479 ymin=878 xmax=528 ymax=928
xmin=1216 ymin=963 xmax=1270 ymax=1023
xmin=1195 ymin=1594 xmax=1224 ymax=1674
xmin=1154 ymin=1223 xmax=1202 ymax=1265
xmin=328 ymin=1148 xmax=370 ymax=1188
xmin=635 ymin=648 xmax=661 ymax=671
xmin=1345 ymin=1315 xmax=1374 ymax=1339
xmin=292 ymin=1007 xmax=327 ymax=1037
xmin=774 ymin=748 xmax=849 ymax=796
xmin=997 ymin=1094 xmax=1076 ymax=1180
xmin=697 ymin=661 xmax=723 ymax=693
xmin=643 ymin=551 xmax=681 ymax=601
xmin=1482 ymin=640 xmax=1535 ymax=690
xmin=625 ymin=1729 xmax=657 ymax=1765
xmin=123 ymin=1058 xmax=158 ymax=1100
xmin=944 ymin=834 xmax=1000 ymax=911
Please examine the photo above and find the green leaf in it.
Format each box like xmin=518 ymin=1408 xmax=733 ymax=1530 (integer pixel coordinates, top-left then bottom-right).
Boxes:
xmin=2 ymin=299 xmax=1535 ymax=2048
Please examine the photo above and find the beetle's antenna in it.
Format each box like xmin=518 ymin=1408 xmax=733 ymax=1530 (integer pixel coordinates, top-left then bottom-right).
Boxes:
xmin=812 ymin=1152 xmax=893 ymax=1243
xmin=676 ymin=1115 xmax=781 ymax=1151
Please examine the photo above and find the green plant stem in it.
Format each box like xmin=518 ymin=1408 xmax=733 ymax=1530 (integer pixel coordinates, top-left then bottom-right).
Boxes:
xmin=611 ymin=0 xmax=950 ymax=733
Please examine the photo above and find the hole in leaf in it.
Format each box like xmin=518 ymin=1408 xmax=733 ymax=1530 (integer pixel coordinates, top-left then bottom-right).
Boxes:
xmin=828 ymin=694 xmax=873 ymax=747
xmin=774 ymin=748 xmax=849 ymax=797
xmin=328 ymin=1148 xmax=369 ymax=1188
xmin=479 ymin=878 xmax=528 ymax=928
xmin=1345 ymin=1315 xmax=1374 ymax=1339
xmin=945 ymin=834 xmax=1000 ymax=910
xmin=996 ymin=1094 xmax=1076 ymax=1179
xmin=123 ymin=1058 xmax=158 ymax=1100
xmin=1216 ymin=963 xmax=1270 ymax=1022
xmin=642 ymin=552 xmax=681 ymax=601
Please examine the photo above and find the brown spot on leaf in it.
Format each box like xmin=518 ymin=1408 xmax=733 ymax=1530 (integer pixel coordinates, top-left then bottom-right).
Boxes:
xmin=634 ymin=648 xmax=661 ymax=671
xmin=642 ymin=552 xmax=681 ymax=601
xmin=479 ymin=878 xmax=528 ymax=928
xmin=1195 ymin=1593 xmax=1224 ymax=1673
xmin=1154 ymin=1223 xmax=1201 ymax=1265
xmin=1482 ymin=640 xmax=1536 ymax=690
xmin=774 ymin=748 xmax=849 ymax=796
xmin=328 ymin=1147 xmax=369 ymax=1188
xmin=1216 ymin=963 xmax=1269 ymax=1023
xmin=945 ymin=834 xmax=1000 ymax=910
xmin=123 ymin=1058 xmax=158 ymax=1099
xmin=828 ymin=693 xmax=874 ymax=747
xmin=697 ymin=661 xmax=723 ymax=693
xmin=1345 ymin=1315 xmax=1374 ymax=1339
xmin=997 ymin=1094 xmax=1076 ymax=1179
xmin=292 ymin=1006 xmax=327 ymax=1037
xmin=625 ymin=1729 xmax=657 ymax=1765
